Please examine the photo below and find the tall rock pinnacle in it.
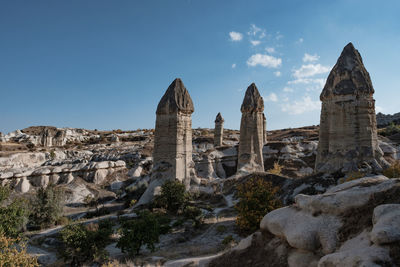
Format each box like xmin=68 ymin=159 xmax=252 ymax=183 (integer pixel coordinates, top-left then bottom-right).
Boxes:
xmin=214 ymin=112 xmax=224 ymax=147
xmin=156 ymin=78 xmax=194 ymax=115
xmin=315 ymin=43 xmax=388 ymax=174
xmin=238 ymin=83 xmax=265 ymax=173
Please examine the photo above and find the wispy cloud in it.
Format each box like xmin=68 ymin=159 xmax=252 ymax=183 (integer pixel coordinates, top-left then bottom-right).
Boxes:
xmin=303 ymin=53 xmax=319 ymax=62
xmin=281 ymin=96 xmax=320 ymax=115
xmin=265 ymin=92 xmax=278 ymax=102
xmin=293 ymin=64 xmax=330 ymax=78
xmin=275 ymin=32 xmax=284 ymax=40
xmin=232 ymin=63 xmax=236 ymax=69
xmin=296 ymin=37 xmax=304 ymax=44
xmin=274 ymin=71 xmax=281 ymax=77
xmin=250 ymin=40 xmax=261 ymax=46
xmin=247 ymin=54 xmax=282 ymax=68
xmin=265 ymin=47 xmax=275 ymax=53
xmin=248 ymin=24 xmax=263 ymax=36
xmin=229 ymin=31 xmax=243 ymax=41
xmin=283 ymin=87 xmax=293 ymax=92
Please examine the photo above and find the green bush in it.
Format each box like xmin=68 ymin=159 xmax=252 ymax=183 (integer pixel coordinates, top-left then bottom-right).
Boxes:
xmin=30 ymin=184 xmax=64 ymax=229
xmin=383 ymin=161 xmax=400 ymax=178
xmin=183 ymin=205 xmax=203 ymax=228
xmin=59 ymin=219 xmax=114 ymax=265
xmin=221 ymin=235 xmax=235 ymax=246
xmin=235 ymin=177 xmax=281 ymax=234
xmin=216 ymin=225 xmax=227 ymax=233
xmin=153 ymin=180 xmax=189 ymax=214
xmin=0 ymin=232 xmax=39 ymax=266
xmin=0 ymin=185 xmax=29 ymax=238
xmin=117 ymin=211 xmax=161 ymax=257
xmin=380 ymin=123 xmax=400 ymax=136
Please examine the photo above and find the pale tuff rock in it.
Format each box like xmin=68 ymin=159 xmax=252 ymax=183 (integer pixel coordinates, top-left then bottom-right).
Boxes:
xmin=262 ymin=113 xmax=267 ymax=145
xmin=237 ymin=83 xmax=265 ymax=172
xmin=138 ymin=78 xmax=196 ymax=205
xmin=370 ymin=204 xmax=400 ymax=245
xmin=316 ymin=42 xmax=388 ymax=173
xmin=214 ymin=112 xmax=224 ymax=147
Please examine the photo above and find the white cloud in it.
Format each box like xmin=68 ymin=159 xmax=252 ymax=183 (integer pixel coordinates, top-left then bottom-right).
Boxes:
xmin=283 ymin=96 xmax=289 ymax=102
xmin=266 ymin=47 xmax=275 ymax=53
xmin=293 ymin=64 xmax=330 ymax=78
xmin=281 ymin=96 xmax=320 ymax=115
xmin=296 ymin=38 xmax=304 ymax=44
xmin=250 ymin=40 xmax=261 ymax=46
xmin=276 ymin=32 xmax=283 ymax=40
xmin=274 ymin=71 xmax=281 ymax=77
xmin=265 ymin=92 xmax=278 ymax=102
xmin=283 ymin=87 xmax=293 ymax=92
xmin=247 ymin=54 xmax=282 ymax=68
xmin=229 ymin=31 xmax=243 ymax=41
xmin=303 ymin=53 xmax=319 ymax=62
xmin=376 ymin=106 xmax=384 ymax=113
xmin=232 ymin=63 xmax=236 ymax=69
xmin=248 ymin=24 xmax=262 ymax=36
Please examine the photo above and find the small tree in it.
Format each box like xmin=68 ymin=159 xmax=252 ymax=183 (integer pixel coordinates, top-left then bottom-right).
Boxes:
xmin=153 ymin=180 xmax=188 ymax=214
xmin=117 ymin=210 xmax=160 ymax=257
xmin=0 ymin=185 xmax=29 ymax=238
xmin=235 ymin=177 xmax=281 ymax=234
xmin=30 ymin=184 xmax=64 ymax=229
xmin=0 ymin=232 xmax=39 ymax=266
xmin=59 ymin=220 xmax=114 ymax=266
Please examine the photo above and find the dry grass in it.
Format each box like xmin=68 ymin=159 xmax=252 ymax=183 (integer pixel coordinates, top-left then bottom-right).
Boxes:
xmin=383 ymin=161 xmax=400 ymax=178
xmin=267 ymin=162 xmax=283 ymax=175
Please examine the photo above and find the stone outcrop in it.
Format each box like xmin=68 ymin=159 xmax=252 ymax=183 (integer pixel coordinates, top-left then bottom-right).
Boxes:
xmin=211 ymin=176 xmax=400 ymax=266
xmin=237 ymin=83 xmax=265 ymax=172
xmin=214 ymin=112 xmax=224 ymax=147
xmin=138 ymin=78 xmax=196 ymax=205
xmin=376 ymin=112 xmax=400 ymax=128
xmin=315 ymin=42 xmax=388 ymax=174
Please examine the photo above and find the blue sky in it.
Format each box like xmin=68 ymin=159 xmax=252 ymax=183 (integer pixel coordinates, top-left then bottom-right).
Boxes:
xmin=0 ymin=0 xmax=399 ymax=134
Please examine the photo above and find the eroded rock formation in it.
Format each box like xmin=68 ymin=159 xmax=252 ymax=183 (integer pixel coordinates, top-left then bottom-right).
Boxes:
xmin=214 ymin=112 xmax=224 ymax=147
xmin=315 ymin=43 xmax=388 ymax=174
xmin=138 ymin=78 xmax=196 ymax=205
xmin=263 ymin=113 xmax=267 ymax=145
xmin=237 ymin=83 xmax=265 ymax=173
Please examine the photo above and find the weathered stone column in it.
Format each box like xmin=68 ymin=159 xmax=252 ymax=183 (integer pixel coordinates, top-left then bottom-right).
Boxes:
xmin=214 ymin=112 xmax=224 ymax=147
xmin=153 ymin=78 xmax=195 ymax=186
xmin=138 ymin=78 xmax=195 ymax=205
xmin=262 ymin=113 xmax=267 ymax=145
xmin=315 ymin=42 xmax=388 ymax=174
xmin=237 ymin=83 xmax=265 ymax=172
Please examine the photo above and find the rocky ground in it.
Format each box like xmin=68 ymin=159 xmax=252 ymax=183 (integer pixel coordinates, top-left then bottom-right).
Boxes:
xmin=0 ymin=122 xmax=400 ymax=266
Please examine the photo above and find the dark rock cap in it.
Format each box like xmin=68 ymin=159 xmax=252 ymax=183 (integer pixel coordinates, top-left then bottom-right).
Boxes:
xmin=215 ymin=112 xmax=224 ymax=123
xmin=321 ymin=42 xmax=374 ymax=100
xmin=241 ymin=83 xmax=264 ymax=113
xmin=156 ymin=78 xmax=194 ymax=115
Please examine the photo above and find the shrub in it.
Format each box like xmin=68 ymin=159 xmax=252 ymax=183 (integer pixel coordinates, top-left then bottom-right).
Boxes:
xmin=235 ymin=177 xmax=281 ymax=234
xmin=380 ymin=123 xmax=400 ymax=136
xmin=383 ymin=161 xmax=400 ymax=178
xmin=183 ymin=205 xmax=203 ymax=228
xmin=117 ymin=210 xmax=161 ymax=257
xmin=221 ymin=235 xmax=235 ymax=246
xmin=49 ymin=150 xmax=56 ymax=160
xmin=267 ymin=162 xmax=283 ymax=175
xmin=216 ymin=225 xmax=227 ymax=233
xmin=30 ymin=184 xmax=64 ymax=229
xmin=0 ymin=232 xmax=39 ymax=266
xmin=153 ymin=180 xmax=189 ymax=214
xmin=340 ymin=171 xmax=365 ymax=184
xmin=0 ymin=185 xmax=29 ymax=238
xmin=59 ymin=219 xmax=114 ymax=265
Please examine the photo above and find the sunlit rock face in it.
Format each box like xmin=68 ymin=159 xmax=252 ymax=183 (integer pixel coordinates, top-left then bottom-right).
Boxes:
xmin=237 ymin=83 xmax=265 ymax=173
xmin=316 ymin=42 xmax=388 ymax=174
xmin=153 ymin=78 xmax=195 ymax=187
xmin=214 ymin=112 xmax=224 ymax=147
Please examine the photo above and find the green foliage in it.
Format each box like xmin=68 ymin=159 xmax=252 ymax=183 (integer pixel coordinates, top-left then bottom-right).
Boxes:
xmin=59 ymin=219 xmax=114 ymax=266
xmin=221 ymin=235 xmax=235 ymax=246
xmin=0 ymin=185 xmax=29 ymax=238
xmin=380 ymin=123 xmax=400 ymax=136
xmin=235 ymin=177 xmax=281 ymax=234
xmin=183 ymin=205 xmax=203 ymax=228
xmin=383 ymin=161 xmax=400 ymax=178
xmin=30 ymin=184 xmax=64 ymax=229
xmin=117 ymin=210 xmax=161 ymax=257
xmin=0 ymin=232 xmax=39 ymax=266
xmin=216 ymin=225 xmax=227 ymax=233
xmin=153 ymin=180 xmax=189 ymax=214
xmin=49 ymin=150 xmax=56 ymax=159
